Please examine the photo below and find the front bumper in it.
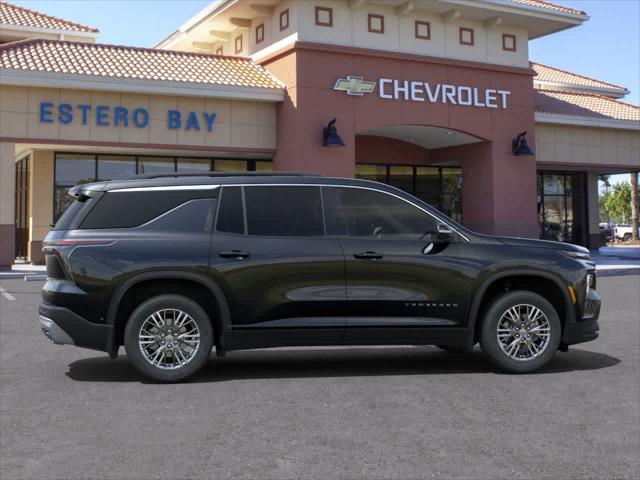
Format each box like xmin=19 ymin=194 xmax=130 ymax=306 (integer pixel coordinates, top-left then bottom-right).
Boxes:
xmin=563 ymin=287 xmax=601 ymax=346
xmin=38 ymin=302 xmax=112 ymax=352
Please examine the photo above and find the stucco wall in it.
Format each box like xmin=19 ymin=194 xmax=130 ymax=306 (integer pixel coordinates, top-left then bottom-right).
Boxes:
xmin=535 ymin=124 xmax=640 ymax=169
xmin=0 ymin=141 xmax=15 ymax=265
xmin=254 ymin=1 xmax=529 ymax=68
xmin=0 ymin=86 xmax=277 ymax=151
xmin=28 ymin=150 xmax=54 ymax=263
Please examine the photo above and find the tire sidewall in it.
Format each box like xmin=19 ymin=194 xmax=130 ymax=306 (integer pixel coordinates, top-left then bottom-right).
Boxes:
xmin=480 ymin=291 xmax=561 ymax=373
xmin=124 ymin=294 xmax=213 ymax=382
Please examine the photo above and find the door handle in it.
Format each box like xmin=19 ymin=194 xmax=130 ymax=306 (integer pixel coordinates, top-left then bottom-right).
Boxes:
xmin=219 ymin=250 xmax=250 ymax=259
xmin=353 ymin=251 xmax=383 ymax=260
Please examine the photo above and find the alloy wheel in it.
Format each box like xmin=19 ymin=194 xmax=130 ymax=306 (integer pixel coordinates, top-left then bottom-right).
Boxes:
xmin=138 ymin=308 xmax=201 ymax=370
xmin=496 ymin=304 xmax=551 ymax=361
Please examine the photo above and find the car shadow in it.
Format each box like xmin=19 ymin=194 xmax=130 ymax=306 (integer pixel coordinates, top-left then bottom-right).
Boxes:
xmin=65 ymin=347 xmax=621 ymax=383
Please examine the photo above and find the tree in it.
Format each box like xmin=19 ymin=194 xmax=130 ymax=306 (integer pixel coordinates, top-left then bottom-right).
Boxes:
xmin=631 ymin=172 xmax=639 ymax=241
xmin=599 ymin=175 xmax=611 ymax=224
xmin=604 ymin=182 xmax=632 ymax=224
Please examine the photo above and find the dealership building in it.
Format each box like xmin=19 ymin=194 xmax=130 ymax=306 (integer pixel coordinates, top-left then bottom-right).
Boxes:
xmin=1 ymin=0 xmax=639 ymax=265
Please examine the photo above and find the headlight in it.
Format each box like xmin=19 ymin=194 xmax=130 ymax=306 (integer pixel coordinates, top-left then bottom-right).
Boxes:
xmin=562 ymin=250 xmax=591 ymax=261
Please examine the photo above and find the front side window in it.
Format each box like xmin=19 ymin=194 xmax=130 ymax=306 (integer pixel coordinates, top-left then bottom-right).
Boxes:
xmin=323 ymin=187 xmax=437 ymax=239
xmin=245 ymin=186 xmax=324 ymax=237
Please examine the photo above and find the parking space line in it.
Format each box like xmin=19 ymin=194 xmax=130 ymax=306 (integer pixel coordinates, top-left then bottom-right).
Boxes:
xmin=0 ymin=286 xmax=16 ymax=301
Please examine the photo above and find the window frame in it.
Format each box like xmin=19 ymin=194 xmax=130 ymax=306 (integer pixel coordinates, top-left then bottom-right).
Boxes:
xmin=211 ymin=182 xmax=467 ymax=241
xmin=279 ymin=9 xmax=289 ymax=31
xmin=459 ymin=27 xmax=474 ymax=46
xmin=368 ymin=13 xmax=384 ymax=34
xmin=502 ymin=33 xmax=516 ymax=52
xmin=414 ymin=20 xmax=431 ymax=40
xmin=315 ymin=6 xmax=333 ymax=27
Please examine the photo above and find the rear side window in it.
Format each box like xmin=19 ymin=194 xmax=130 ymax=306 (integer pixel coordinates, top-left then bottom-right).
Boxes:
xmin=52 ymin=196 xmax=94 ymax=230
xmin=80 ymin=189 xmax=216 ymax=230
xmin=245 ymin=186 xmax=324 ymax=236
xmin=216 ymin=186 xmax=245 ymax=234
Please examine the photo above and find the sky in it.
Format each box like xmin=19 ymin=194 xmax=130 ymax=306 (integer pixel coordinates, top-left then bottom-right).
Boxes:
xmin=8 ymin=0 xmax=640 ymax=186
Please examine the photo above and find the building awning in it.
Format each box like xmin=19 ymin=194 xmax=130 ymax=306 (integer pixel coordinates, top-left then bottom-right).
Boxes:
xmin=535 ymin=90 xmax=640 ymax=129
xmin=0 ymin=38 xmax=285 ymax=101
xmin=532 ymin=62 xmax=629 ymax=98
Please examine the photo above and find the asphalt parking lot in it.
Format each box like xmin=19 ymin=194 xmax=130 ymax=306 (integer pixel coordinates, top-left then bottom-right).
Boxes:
xmin=1 ymin=275 xmax=639 ymax=480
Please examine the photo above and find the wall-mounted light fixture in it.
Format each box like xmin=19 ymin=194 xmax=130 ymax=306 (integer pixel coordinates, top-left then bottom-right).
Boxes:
xmin=512 ymin=131 xmax=534 ymax=156
xmin=322 ymin=118 xmax=345 ymax=147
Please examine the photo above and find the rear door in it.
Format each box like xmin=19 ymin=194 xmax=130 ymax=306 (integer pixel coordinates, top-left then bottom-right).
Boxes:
xmin=322 ymin=186 xmax=471 ymax=345
xmin=210 ymin=185 xmax=346 ymax=348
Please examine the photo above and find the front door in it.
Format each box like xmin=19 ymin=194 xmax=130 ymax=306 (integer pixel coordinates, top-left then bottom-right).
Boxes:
xmin=322 ymin=186 xmax=471 ymax=344
xmin=14 ymin=156 xmax=29 ymax=260
xmin=210 ymin=185 xmax=346 ymax=348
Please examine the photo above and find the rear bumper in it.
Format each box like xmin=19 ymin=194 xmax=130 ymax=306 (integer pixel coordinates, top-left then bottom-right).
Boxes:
xmin=563 ymin=288 xmax=601 ymax=346
xmin=38 ymin=302 xmax=112 ymax=352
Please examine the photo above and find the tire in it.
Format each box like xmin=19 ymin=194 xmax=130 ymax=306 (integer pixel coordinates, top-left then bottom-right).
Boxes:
xmin=124 ymin=294 xmax=214 ymax=382
xmin=479 ymin=291 xmax=561 ymax=373
xmin=623 ymin=233 xmax=632 ymax=241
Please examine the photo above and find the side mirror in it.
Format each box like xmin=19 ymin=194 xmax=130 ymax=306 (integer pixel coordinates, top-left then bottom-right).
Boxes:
xmin=423 ymin=231 xmax=455 ymax=244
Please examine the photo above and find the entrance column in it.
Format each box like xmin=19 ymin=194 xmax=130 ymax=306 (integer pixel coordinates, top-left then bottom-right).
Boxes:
xmin=0 ymin=141 xmax=16 ymax=266
xmin=456 ymin=141 xmax=538 ymax=238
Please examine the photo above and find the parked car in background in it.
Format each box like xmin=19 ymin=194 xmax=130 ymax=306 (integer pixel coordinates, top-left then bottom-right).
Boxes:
xmin=599 ymin=223 xmax=613 ymax=242
xmin=39 ymin=173 xmax=601 ymax=382
xmin=614 ymin=224 xmax=639 ymax=241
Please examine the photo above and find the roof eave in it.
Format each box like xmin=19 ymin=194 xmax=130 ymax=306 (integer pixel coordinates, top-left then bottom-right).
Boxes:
xmin=0 ymin=23 xmax=99 ymax=38
xmin=534 ymin=81 xmax=629 ymax=99
xmin=0 ymin=68 xmax=285 ymax=102
xmin=535 ymin=112 xmax=640 ymax=131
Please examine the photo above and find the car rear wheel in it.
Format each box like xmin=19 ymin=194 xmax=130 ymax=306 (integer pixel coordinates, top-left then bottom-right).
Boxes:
xmin=480 ymin=291 xmax=561 ymax=373
xmin=124 ymin=294 xmax=213 ymax=382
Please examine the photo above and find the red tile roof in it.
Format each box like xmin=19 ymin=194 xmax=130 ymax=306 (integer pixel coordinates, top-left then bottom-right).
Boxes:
xmin=509 ymin=0 xmax=586 ymax=16
xmin=535 ymin=90 xmax=640 ymax=122
xmin=532 ymin=62 xmax=628 ymax=94
xmin=0 ymin=38 xmax=284 ymax=90
xmin=0 ymin=1 xmax=98 ymax=33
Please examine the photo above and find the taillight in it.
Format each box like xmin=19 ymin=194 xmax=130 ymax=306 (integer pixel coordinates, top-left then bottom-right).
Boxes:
xmin=43 ymin=240 xmax=112 ymax=247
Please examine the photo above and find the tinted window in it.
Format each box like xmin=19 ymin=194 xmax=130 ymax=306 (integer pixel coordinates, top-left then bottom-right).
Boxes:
xmin=52 ymin=195 xmax=95 ymax=231
xmin=245 ymin=186 xmax=324 ymax=237
xmin=80 ymin=189 xmax=215 ymax=230
xmin=323 ymin=187 xmax=437 ymax=239
xmin=143 ymin=199 xmax=217 ymax=232
xmin=216 ymin=186 xmax=245 ymax=234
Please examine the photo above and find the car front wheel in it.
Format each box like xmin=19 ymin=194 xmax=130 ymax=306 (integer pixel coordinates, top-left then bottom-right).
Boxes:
xmin=124 ymin=294 xmax=214 ymax=382
xmin=480 ymin=291 xmax=561 ymax=373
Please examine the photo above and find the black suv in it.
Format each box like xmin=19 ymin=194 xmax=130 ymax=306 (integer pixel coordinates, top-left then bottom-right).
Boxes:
xmin=40 ymin=173 xmax=601 ymax=381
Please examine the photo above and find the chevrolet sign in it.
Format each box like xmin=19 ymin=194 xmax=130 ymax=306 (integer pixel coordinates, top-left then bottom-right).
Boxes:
xmin=333 ymin=76 xmax=377 ymax=96
xmin=334 ymin=75 xmax=511 ymax=109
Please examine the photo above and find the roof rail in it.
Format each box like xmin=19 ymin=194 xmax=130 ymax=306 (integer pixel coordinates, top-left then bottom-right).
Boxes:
xmin=120 ymin=171 xmax=324 ymax=180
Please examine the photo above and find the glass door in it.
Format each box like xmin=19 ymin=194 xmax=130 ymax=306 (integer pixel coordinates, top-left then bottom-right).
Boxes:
xmin=14 ymin=156 xmax=29 ymax=260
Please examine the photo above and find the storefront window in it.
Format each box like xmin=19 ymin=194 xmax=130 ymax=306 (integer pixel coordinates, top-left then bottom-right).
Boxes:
xmin=356 ymin=164 xmax=462 ymax=222
xmin=97 ymin=155 xmax=136 ymax=180
xmin=538 ymin=172 xmax=578 ymax=243
xmin=54 ymin=154 xmax=96 ymax=221
xmin=356 ymin=164 xmax=387 ymax=183
xmin=214 ymin=159 xmax=248 ymax=172
xmin=138 ymin=157 xmax=175 ymax=174
xmin=254 ymin=160 xmax=273 ymax=172
xmin=178 ymin=158 xmax=211 ymax=172
xmin=53 ymin=153 xmax=271 ymax=221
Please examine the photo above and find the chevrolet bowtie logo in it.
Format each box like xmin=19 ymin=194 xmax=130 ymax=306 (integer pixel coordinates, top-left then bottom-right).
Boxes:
xmin=333 ymin=76 xmax=376 ymax=96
